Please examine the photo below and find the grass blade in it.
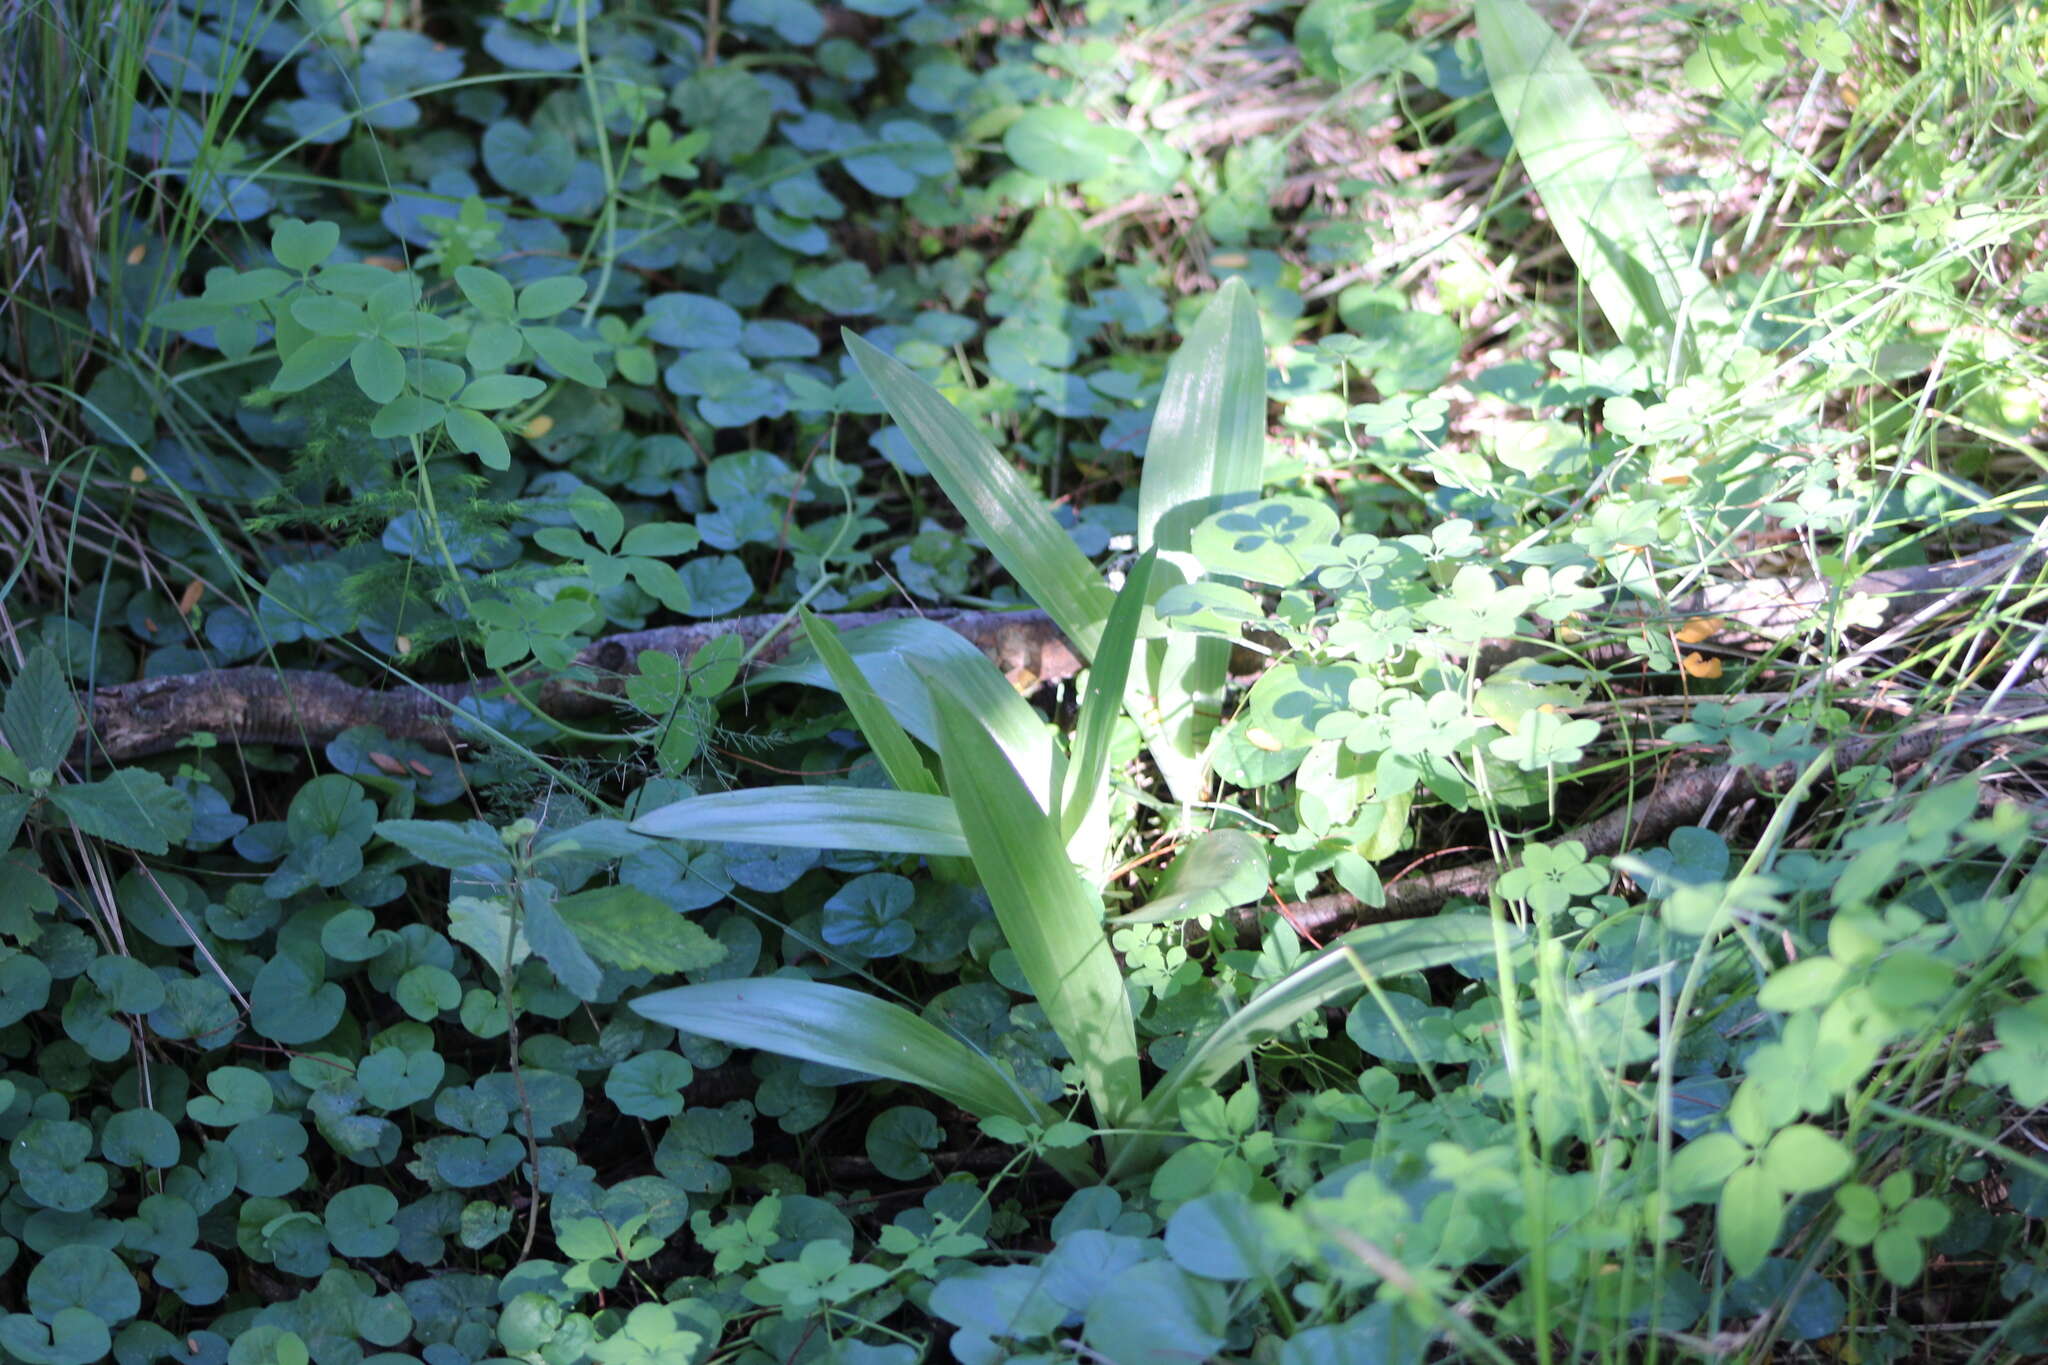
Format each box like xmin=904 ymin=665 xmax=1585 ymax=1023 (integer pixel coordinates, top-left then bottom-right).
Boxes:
xmin=630 ymin=978 xmax=1063 ymax=1136
xmin=630 ymin=787 xmax=967 ymax=856
xmin=1475 ymin=0 xmax=1721 ymax=366
xmin=1061 ymin=550 xmax=1156 ymax=845
xmin=846 ymin=331 xmax=1115 ymax=657
xmin=755 ymin=616 xmax=1057 ymax=811
xmin=1121 ymin=915 xmax=1505 ymax=1170
xmin=928 ymin=684 xmax=1141 ymax=1132
xmin=1136 ymin=277 xmax=1267 ymax=556
xmin=1132 ymin=278 xmax=1267 ymax=802
xmin=797 ymin=608 xmax=940 ymax=796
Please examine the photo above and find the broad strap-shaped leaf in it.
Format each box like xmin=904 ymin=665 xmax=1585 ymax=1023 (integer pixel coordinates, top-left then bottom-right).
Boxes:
xmin=1121 ymin=915 xmax=1506 ymax=1172
xmin=1061 ymin=551 xmax=1156 ymax=845
xmin=845 ymin=331 xmax=1115 ymax=658
xmin=929 ymin=685 xmax=1141 ymax=1131
xmin=1131 ymin=279 xmax=1267 ymax=803
xmin=1136 ymin=277 xmax=1267 ymax=556
xmin=1475 ymin=0 xmax=1722 ymax=367
xmin=630 ymin=786 xmax=968 ymax=856
xmin=755 ymin=616 xmax=1057 ymax=811
xmin=629 ymin=978 xmax=1072 ymax=1154
xmin=798 ymin=609 xmax=940 ymax=796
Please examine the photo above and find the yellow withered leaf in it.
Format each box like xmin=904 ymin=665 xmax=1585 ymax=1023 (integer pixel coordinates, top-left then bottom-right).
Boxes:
xmin=1675 ymin=617 xmax=1720 ymax=645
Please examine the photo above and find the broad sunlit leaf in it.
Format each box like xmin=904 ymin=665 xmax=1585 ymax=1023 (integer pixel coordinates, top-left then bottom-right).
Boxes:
xmin=630 ymin=787 xmax=967 ymax=856
xmin=1475 ymin=0 xmax=1722 ymax=368
xmin=846 ymin=331 xmax=1115 ymax=657
xmin=929 ymin=686 xmax=1141 ymax=1132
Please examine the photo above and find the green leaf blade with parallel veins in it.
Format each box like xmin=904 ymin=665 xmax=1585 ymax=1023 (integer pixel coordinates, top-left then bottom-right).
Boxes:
xmin=1475 ymin=0 xmax=1723 ymax=366
xmin=630 ymin=786 xmax=969 ymax=857
xmin=929 ymin=685 xmax=1140 ymax=1131
xmin=845 ymin=331 xmax=1114 ymax=658
xmin=630 ymin=978 xmax=1061 ymax=1136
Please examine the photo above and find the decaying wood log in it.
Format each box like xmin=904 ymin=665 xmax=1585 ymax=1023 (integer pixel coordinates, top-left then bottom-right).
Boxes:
xmin=77 ymin=608 xmax=1080 ymax=766
xmin=1240 ymin=712 xmax=2030 ymax=939
xmin=70 ymin=542 xmax=2040 ymax=768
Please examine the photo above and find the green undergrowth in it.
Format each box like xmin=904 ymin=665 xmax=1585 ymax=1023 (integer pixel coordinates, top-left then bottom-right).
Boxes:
xmin=4 ymin=0 xmax=2048 ymax=1362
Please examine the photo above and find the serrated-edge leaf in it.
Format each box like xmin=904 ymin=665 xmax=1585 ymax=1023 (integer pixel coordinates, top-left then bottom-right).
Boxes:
xmin=520 ymin=886 xmax=603 ymax=999
xmin=929 ymin=685 xmax=1140 ymax=1130
xmin=630 ymin=786 xmax=968 ymax=856
xmin=845 ymin=331 xmax=1114 ymax=657
xmin=373 ymin=818 xmax=513 ymax=874
xmin=48 ymin=770 xmax=193 ymax=854
xmin=553 ymin=885 xmax=725 ymax=974
xmin=2 ymin=647 xmax=79 ymax=773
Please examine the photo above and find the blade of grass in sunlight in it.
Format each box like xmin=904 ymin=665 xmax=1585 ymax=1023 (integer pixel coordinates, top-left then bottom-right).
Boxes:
xmin=1132 ymin=278 xmax=1267 ymax=801
xmin=629 ymin=979 xmax=1081 ymax=1176
xmin=1135 ymin=277 xmax=1267 ymax=556
xmin=1475 ymin=0 xmax=1722 ymax=370
xmin=1119 ymin=914 xmax=1506 ymax=1176
xmin=629 ymin=787 xmax=968 ymax=856
xmin=797 ymin=608 xmax=941 ymax=797
xmin=929 ymin=684 xmax=1141 ymax=1135
xmin=846 ymin=331 xmax=1116 ymax=658
xmin=1061 ymin=550 xmax=1156 ymax=846
xmin=756 ymin=616 xmax=1058 ymax=811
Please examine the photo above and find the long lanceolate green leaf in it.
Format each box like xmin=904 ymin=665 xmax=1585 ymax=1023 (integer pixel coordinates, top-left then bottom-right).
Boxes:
xmin=928 ymin=685 xmax=1142 ymax=1137
xmin=754 ymin=616 xmax=1058 ymax=812
xmin=1115 ymin=915 xmax=1505 ymax=1177
xmin=1132 ymin=278 xmax=1267 ymax=801
xmin=629 ymin=978 xmax=1091 ymax=1180
xmin=629 ymin=787 xmax=968 ymax=856
xmin=845 ymin=332 xmax=1116 ymax=658
xmin=797 ymin=609 xmax=940 ymax=797
xmin=1475 ymin=0 xmax=1721 ymax=372
xmin=1061 ymin=550 xmax=1156 ymax=849
xmin=1135 ymin=277 xmax=1267 ymax=556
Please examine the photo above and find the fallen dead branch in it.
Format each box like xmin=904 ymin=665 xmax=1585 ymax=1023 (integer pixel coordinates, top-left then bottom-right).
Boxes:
xmin=1247 ymin=711 xmax=2037 ymax=939
xmin=76 ymin=607 xmax=1081 ymax=767
xmin=70 ymin=543 xmax=2040 ymax=768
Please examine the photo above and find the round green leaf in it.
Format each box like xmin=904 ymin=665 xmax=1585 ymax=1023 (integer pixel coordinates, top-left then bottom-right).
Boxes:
xmin=605 ymin=1051 xmax=694 ymax=1120
xmin=101 ymin=1110 xmax=180 ymax=1168
xmin=864 ymin=1105 xmax=940 ymax=1180
xmin=10 ymin=1119 xmax=108 ymax=1212
xmin=1004 ymin=107 xmax=1142 ymax=184
xmin=271 ymin=218 xmax=340 ymax=272
xmin=153 ymin=1249 xmax=228 ymax=1306
xmin=226 ymin=1114 xmax=310 ymax=1196
xmin=325 ymin=1186 xmax=401 ymax=1258
xmin=28 ymin=1245 xmax=140 ymax=1327
xmin=481 ymin=120 xmax=574 ymax=198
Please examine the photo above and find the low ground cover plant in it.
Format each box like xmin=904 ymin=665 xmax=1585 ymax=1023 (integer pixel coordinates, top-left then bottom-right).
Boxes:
xmin=5 ymin=0 xmax=2048 ymax=1362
